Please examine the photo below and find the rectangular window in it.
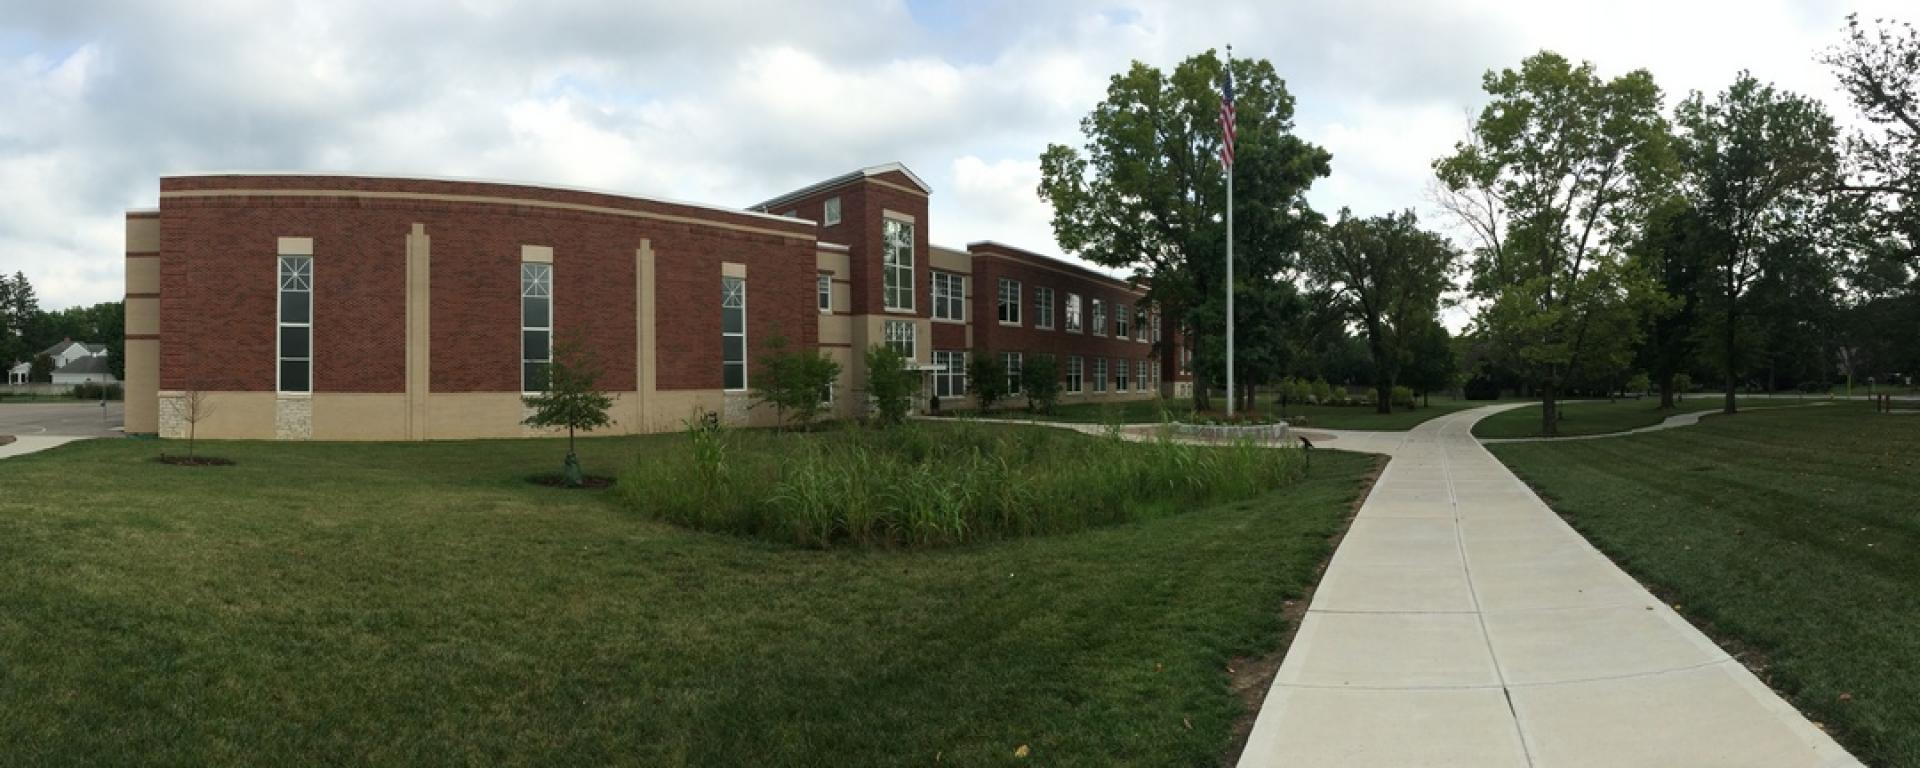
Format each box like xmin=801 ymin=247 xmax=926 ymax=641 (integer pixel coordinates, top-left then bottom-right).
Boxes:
xmin=885 ymin=319 xmax=916 ymax=359
xmin=932 ymin=271 xmax=965 ymax=321
xmin=1152 ymin=313 xmax=1162 ymax=343
xmin=1066 ymin=356 xmax=1083 ymax=393
xmin=1093 ymin=358 xmax=1108 ymax=393
xmin=278 ymin=255 xmax=313 ymax=393
xmin=1065 ymin=293 xmax=1083 ymax=333
xmin=997 ymin=278 xmax=1022 ymax=325
xmin=1137 ymin=360 xmax=1151 ymax=392
xmin=1115 ymin=306 xmax=1130 ymax=339
xmin=722 ymin=276 xmax=746 ymax=390
xmin=933 ymin=350 xmax=968 ymax=398
xmin=817 ymin=274 xmax=832 ymax=313
xmin=883 ymin=218 xmax=914 ymax=311
xmin=1137 ymin=310 xmax=1151 ymax=342
xmin=521 ymin=262 xmax=553 ymax=392
xmin=1002 ymin=352 xmax=1023 ymax=395
xmin=1116 ymin=359 xmax=1130 ymax=392
xmin=1091 ymin=299 xmax=1106 ymax=337
xmin=1034 ymin=287 xmax=1054 ymax=329
xmin=824 ymin=196 xmax=842 ymax=226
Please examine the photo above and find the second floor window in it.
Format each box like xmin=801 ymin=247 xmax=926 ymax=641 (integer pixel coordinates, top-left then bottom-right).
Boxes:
xmin=522 ymin=262 xmax=552 ymax=392
xmin=1115 ymin=306 xmax=1130 ymax=339
xmin=932 ymin=272 xmax=965 ymax=321
xmin=817 ymin=275 xmax=832 ymax=312
xmin=885 ymin=319 xmax=916 ymax=359
xmin=1034 ymin=287 xmax=1054 ymax=329
xmin=722 ymin=276 xmax=746 ymax=390
xmin=997 ymin=278 xmax=1022 ymax=325
xmin=278 ymin=255 xmax=312 ymax=393
xmin=1065 ymin=293 xmax=1082 ymax=332
xmin=1091 ymin=299 xmax=1106 ymax=337
xmin=883 ymin=218 xmax=914 ymax=311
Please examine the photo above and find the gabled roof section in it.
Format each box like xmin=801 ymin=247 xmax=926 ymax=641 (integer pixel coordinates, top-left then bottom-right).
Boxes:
xmin=56 ymin=356 xmax=113 ymax=375
xmin=750 ymin=162 xmax=932 ymax=212
xmin=38 ymin=340 xmax=83 ymax=358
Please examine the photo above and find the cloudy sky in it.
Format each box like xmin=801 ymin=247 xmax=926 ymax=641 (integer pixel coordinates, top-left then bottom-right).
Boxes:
xmin=0 ymin=0 xmax=1907 ymax=311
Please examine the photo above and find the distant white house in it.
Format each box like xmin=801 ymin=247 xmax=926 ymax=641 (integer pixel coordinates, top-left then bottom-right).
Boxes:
xmin=6 ymin=340 xmax=116 ymax=386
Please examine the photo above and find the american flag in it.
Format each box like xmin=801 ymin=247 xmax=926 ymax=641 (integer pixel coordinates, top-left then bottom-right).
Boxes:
xmin=1219 ymin=62 xmax=1237 ymax=169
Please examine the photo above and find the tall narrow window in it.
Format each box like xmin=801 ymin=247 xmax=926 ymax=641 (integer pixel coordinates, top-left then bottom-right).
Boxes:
xmin=1115 ymin=306 xmax=1131 ymax=339
xmin=278 ymin=255 xmax=312 ymax=393
xmin=1116 ymin=360 xmax=1130 ymax=392
xmin=521 ymin=263 xmax=553 ymax=392
xmin=1035 ymin=287 xmax=1055 ymax=329
xmin=933 ymin=350 xmax=968 ymax=397
xmin=1066 ymin=356 xmax=1083 ymax=393
xmin=883 ymin=218 xmax=914 ymax=311
xmin=885 ymin=320 xmax=916 ymax=359
xmin=1137 ymin=310 xmax=1150 ymax=342
xmin=1093 ymin=358 xmax=1108 ymax=393
xmin=1153 ymin=313 xmax=1163 ymax=342
xmin=997 ymin=278 xmax=1022 ymax=325
xmin=824 ymin=196 xmax=842 ymax=226
xmin=932 ymin=272 xmax=965 ymax=321
xmin=1002 ymin=352 xmax=1023 ymax=395
xmin=722 ymin=276 xmax=746 ymax=390
xmin=817 ymin=274 xmax=833 ymax=312
xmin=1091 ymin=299 xmax=1106 ymax=337
xmin=1065 ymin=293 xmax=1083 ymax=333
xmin=1137 ymin=360 xmax=1150 ymax=391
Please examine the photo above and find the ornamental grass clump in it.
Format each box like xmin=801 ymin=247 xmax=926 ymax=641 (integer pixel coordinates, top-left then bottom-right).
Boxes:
xmin=620 ymin=422 xmax=1308 ymax=548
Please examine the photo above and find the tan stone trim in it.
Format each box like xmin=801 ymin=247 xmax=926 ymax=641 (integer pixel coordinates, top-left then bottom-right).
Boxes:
xmin=881 ymin=209 xmax=916 ymax=224
xmin=278 ymin=236 xmax=314 ymax=256
xmin=520 ymin=244 xmax=553 ymax=263
xmin=869 ymin=178 xmax=930 ymax=198
xmin=126 ymin=216 xmax=161 ymax=254
xmin=721 ymin=261 xmax=747 ymax=278
xmin=126 ymin=296 xmax=159 ymax=336
xmin=125 ymin=292 xmax=160 ymax=299
xmin=162 ymin=188 xmax=816 ymax=242
xmin=125 ymin=252 xmax=160 ymax=258
xmin=638 ymin=241 xmax=657 ymax=430
xmin=406 ymin=223 xmax=431 ymax=440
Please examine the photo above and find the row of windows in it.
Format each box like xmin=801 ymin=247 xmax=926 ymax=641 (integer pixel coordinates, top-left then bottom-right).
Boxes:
xmin=994 ymin=276 xmax=1157 ymax=343
xmin=780 ymin=196 xmax=843 ymax=227
xmin=927 ymin=351 xmax=1160 ymax=398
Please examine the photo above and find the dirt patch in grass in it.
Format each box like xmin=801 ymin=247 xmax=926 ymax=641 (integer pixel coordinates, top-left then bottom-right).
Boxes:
xmin=1220 ymin=452 xmax=1389 ymax=766
xmin=0 ymin=435 xmax=14 ymax=447
xmin=528 ymin=473 xmax=617 ymax=489
xmin=155 ymin=455 xmax=235 ymax=467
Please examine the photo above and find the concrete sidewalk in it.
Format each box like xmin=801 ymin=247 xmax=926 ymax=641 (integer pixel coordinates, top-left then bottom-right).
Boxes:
xmin=1238 ymin=404 xmax=1860 ymax=767
xmin=0 ymin=434 xmax=92 ymax=459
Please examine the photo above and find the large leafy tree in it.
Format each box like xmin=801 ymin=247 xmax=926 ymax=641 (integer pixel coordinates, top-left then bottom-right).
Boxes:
xmin=1434 ymin=51 xmax=1670 ymax=435
xmin=1039 ymin=50 xmax=1330 ymax=411
xmin=1823 ymin=14 xmax=1920 ymax=266
xmin=1630 ymin=196 xmax=1715 ymax=408
xmin=1675 ymin=72 xmax=1843 ymax=413
xmin=1301 ymin=209 xmax=1457 ymax=414
xmin=0 ymin=272 xmax=40 ymax=371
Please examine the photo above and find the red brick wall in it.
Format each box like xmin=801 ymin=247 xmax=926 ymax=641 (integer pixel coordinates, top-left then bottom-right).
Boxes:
xmin=157 ymin=177 xmax=815 ymax=394
xmin=754 ymin=173 xmax=929 ymax=319
xmin=968 ymin=248 xmax=1158 ymax=376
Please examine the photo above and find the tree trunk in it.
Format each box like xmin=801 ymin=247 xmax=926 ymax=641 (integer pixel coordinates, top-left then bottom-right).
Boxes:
xmin=1193 ymin=366 xmax=1212 ymax=413
xmin=1724 ymin=301 xmax=1739 ymax=415
xmin=1658 ymin=373 xmax=1675 ymax=410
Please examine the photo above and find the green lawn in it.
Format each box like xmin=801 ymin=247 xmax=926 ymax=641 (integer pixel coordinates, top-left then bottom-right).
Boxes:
xmin=950 ymin=395 xmax=1483 ymax=431
xmin=0 ymin=427 xmax=1374 ymax=766
xmin=1470 ymin=396 xmax=1818 ymax=439
xmin=1488 ymin=403 xmax=1919 ymax=764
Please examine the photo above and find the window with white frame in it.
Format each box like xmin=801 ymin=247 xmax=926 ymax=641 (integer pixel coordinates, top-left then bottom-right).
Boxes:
xmin=1093 ymin=358 xmax=1108 ymax=392
xmin=817 ymin=274 xmax=832 ymax=313
xmin=932 ymin=271 xmax=965 ymax=321
xmin=1091 ymin=299 xmax=1106 ymax=336
xmin=1065 ymin=293 xmax=1083 ymax=333
xmin=1002 ymin=351 xmax=1023 ymax=394
xmin=1115 ymin=306 xmax=1131 ymax=339
xmin=1137 ymin=360 xmax=1151 ymax=391
xmin=1066 ymin=356 xmax=1083 ymax=393
xmin=933 ymin=350 xmax=968 ymax=398
xmin=823 ymin=196 xmax=842 ymax=226
xmin=278 ymin=255 xmax=313 ymax=393
xmin=997 ymin=278 xmax=1021 ymax=325
xmin=1031 ymin=286 xmax=1053 ymax=329
xmin=883 ymin=218 xmax=914 ymax=311
xmin=1137 ymin=310 xmax=1150 ymax=342
xmin=1116 ymin=359 xmax=1130 ymax=392
xmin=1152 ymin=313 xmax=1162 ymax=342
xmin=722 ymin=276 xmax=747 ymax=390
xmin=885 ymin=319 xmax=916 ymax=359
xmin=521 ymin=262 xmax=552 ymax=392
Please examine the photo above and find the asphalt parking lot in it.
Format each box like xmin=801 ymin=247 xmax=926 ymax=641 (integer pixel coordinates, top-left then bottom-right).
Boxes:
xmin=0 ymin=401 xmax=125 ymax=437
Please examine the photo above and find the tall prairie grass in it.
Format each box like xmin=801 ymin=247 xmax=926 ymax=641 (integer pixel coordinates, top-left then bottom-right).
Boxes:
xmin=619 ymin=421 xmax=1308 ymax=548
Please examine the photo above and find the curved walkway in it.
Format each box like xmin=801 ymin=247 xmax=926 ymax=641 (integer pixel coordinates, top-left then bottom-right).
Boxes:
xmin=1479 ymin=401 xmax=1832 ymax=445
xmin=1237 ymin=404 xmax=1860 ymax=767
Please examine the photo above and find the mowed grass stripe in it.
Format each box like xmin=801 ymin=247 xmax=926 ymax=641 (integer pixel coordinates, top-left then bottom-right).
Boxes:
xmin=1489 ymin=403 xmax=1920 ymax=764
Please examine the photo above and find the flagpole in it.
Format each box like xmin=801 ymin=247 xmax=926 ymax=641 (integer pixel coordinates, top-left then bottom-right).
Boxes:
xmin=1224 ymin=44 xmax=1235 ymax=417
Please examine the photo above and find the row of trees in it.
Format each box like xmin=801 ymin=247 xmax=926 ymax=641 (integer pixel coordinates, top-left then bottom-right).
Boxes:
xmin=1037 ymin=14 xmax=1918 ymax=435
xmin=0 ymin=272 xmax=126 ymax=381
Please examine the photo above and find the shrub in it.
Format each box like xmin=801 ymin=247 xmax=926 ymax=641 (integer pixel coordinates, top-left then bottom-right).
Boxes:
xmin=69 ymin=382 xmax=123 ymax=400
xmin=1391 ymin=385 xmax=1415 ymax=408
xmin=864 ymin=345 xmax=919 ymax=426
xmin=967 ymin=353 xmax=1007 ymax=411
xmin=1310 ymin=377 xmax=1332 ymax=404
xmin=522 ymin=335 xmax=615 ymax=487
xmin=619 ymin=423 xmax=1309 ymax=549
xmin=751 ymin=334 xmax=841 ymax=428
xmin=1021 ymin=354 xmax=1062 ymax=414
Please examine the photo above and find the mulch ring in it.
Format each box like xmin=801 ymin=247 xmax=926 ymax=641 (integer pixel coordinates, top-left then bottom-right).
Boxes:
xmin=155 ymin=455 xmax=236 ymax=467
xmin=527 ymin=474 xmax=617 ymax=489
xmin=0 ymin=435 xmax=14 ymax=447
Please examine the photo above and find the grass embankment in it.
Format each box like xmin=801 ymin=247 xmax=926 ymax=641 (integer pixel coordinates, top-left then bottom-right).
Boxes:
xmin=0 ymin=429 xmax=1373 ymax=766
xmin=1488 ymin=403 xmax=1918 ymax=764
xmin=1470 ymin=396 xmax=1816 ymax=439
xmin=623 ymin=422 xmax=1306 ymax=547
xmin=950 ymin=396 xmax=1482 ymax=431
